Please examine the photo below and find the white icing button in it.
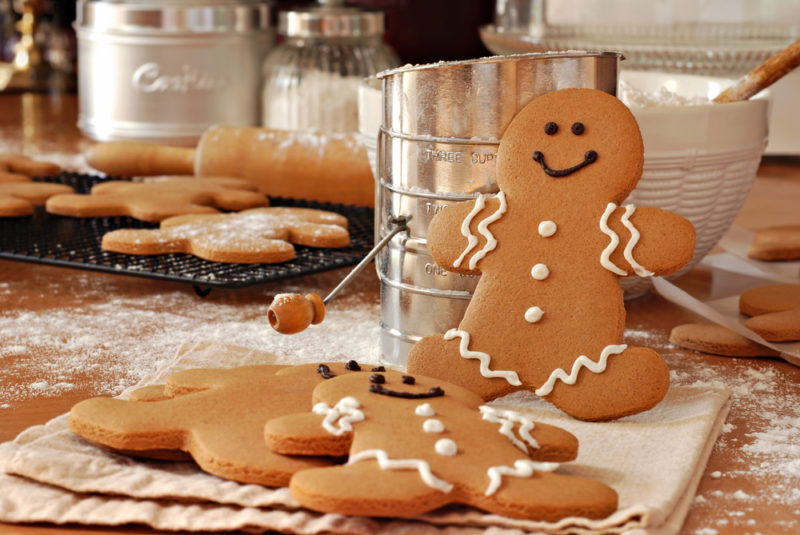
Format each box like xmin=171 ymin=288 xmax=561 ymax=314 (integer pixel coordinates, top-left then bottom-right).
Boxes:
xmin=423 ymin=419 xmax=445 ymax=433
xmin=531 ymin=264 xmax=549 ymax=280
xmin=415 ymin=403 xmax=435 ymax=417
xmin=524 ymin=306 xmax=544 ymax=323
xmin=435 ymin=438 xmax=458 ymax=456
xmin=538 ymin=221 xmax=557 ymax=237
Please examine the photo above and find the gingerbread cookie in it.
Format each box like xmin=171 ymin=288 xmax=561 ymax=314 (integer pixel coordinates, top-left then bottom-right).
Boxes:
xmin=1 ymin=152 xmax=61 ymax=180
xmin=265 ymin=369 xmax=616 ymax=521
xmin=45 ymin=176 xmax=269 ymax=222
xmin=69 ymin=362 xmax=360 ymax=486
xmin=669 ymin=323 xmax=779 ymax=357
xmin=739 ymin=284 xmax=800 ymax=317
xmin=101 ymin=207 xmax=350 ymax=263
xmin=748 ymin=225 xmax=800 ymax=261
xmin=0 ymin=181 xmax=74 ymax=217
xmin=744 ymin=308 xmax=800 ymax=342
xmin=406 ymin=88 xmax=695 ymax=421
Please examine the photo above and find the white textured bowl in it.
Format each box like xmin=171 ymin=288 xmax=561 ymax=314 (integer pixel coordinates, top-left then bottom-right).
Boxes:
xmin=620 ymin=70 xmax=770 ymax=297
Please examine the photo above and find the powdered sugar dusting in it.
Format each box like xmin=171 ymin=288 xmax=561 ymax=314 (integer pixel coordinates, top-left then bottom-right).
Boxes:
xmin=0 ymin=269 xmax=379 ymax=407
xmin=661 ymin=337 xmax=800 ymax=533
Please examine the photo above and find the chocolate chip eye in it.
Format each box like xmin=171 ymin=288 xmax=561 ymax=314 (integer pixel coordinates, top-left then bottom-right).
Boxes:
xmin=544 ymin=122 xmax=558 ymax=135
xmin=571 ymin=122 xmax=585 ymax=135
xmin=370 ymin=373 xmax=385 ymax=384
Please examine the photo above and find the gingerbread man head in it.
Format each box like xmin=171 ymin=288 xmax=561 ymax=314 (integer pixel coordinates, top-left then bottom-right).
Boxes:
xmin=496 ymin=88 xmax=644 ymax=204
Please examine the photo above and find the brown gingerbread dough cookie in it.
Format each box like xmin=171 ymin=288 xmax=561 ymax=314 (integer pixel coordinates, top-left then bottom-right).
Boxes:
xmin=744 ymin=308 xmax=800 ymax=342
xmin=0 ymin=181 xmax=74 ymax=217
xmin=406 ymin=88 xmax=695 ymax=421
xmin=68 ymin=362 xmax=363 ymax=486
xmin=739 ymin=284 xmax=800 ymax=317
xmin=0 ymin=152 xmax=61 ymax=180
xmin=669 ymin=323 xmax=780 ymax=357
xmin=101 ymin=207 xmax=350 ymax=263
xmin=748 ymin=225 xmax=800 ymax=261
xmin=45 ymin=176 xmax=269 ymax=222
xmin=265 ymin=369 xmax=616 ymax=521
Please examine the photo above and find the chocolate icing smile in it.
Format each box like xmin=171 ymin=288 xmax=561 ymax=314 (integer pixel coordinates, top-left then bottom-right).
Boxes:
xmin=532 ymin=150 xmax=598 ymax=177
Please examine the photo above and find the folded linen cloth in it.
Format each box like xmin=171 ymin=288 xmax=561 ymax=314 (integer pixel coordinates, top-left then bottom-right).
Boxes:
xmin=0 ymin=342 xmax=730 ymax=534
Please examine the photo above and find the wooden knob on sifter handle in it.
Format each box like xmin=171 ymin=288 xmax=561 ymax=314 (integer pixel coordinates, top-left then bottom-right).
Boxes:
xmin=267 ymin=293 xmax=326 ymax=334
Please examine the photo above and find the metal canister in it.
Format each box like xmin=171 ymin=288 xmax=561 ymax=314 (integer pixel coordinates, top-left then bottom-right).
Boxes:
xmin=75 ymin=0 xmax=273 ymax=145
xmin=376 ymin=52 xmax=622 ymax=366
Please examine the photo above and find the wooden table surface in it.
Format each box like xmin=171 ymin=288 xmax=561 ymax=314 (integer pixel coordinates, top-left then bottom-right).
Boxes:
xmin=1 ymin=93 xmax=799 ymax=535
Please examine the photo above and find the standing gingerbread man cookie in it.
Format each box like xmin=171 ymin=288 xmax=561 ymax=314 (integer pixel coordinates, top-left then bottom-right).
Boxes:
xmin=406 ymin=88 xmax=695 ymax=421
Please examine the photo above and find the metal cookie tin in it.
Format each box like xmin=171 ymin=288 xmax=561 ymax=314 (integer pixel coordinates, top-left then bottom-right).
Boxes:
xmin=376 ymin=52 xmax=622 ymax=365
xmin=76 ymin=0 xmax=273 ymax=145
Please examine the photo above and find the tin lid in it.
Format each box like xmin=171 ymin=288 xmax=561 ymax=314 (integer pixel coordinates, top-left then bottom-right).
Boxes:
xmin=279 ymin=5 xmax=384 ymax=38
xmin=76 ymin=0 xmax=272 ymax=34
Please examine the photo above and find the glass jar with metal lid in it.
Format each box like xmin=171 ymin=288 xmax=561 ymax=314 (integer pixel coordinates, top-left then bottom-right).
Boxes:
xmin=261 ymin=0 xmax=400 ymax=134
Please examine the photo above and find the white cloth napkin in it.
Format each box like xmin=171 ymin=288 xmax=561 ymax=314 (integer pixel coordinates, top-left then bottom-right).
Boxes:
xmin=0 ymin=342 xmax=730 ymax=534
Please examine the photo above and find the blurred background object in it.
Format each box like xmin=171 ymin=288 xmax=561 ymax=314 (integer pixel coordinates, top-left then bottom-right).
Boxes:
xmin=481 ymin=0 xmax=800 ymax=155
xmin=0 ymin=0 xmax=76 ymax=91
xmin=261 ymin=0 xmax=400 ymax=134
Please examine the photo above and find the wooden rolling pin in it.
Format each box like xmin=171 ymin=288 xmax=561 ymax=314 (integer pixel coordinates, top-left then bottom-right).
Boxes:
xmin=85 ymin=126 xmax=375 ymax=207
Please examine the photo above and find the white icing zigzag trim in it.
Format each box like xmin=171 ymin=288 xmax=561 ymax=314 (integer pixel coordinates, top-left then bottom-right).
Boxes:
xmin=469 ymin=191 xmax=507 ymax=270
xmin=479 ymin=406 xmax=540 ymax=453
xmin=348 ymin=449 xmax=454 ymax=493
xmin=312 ymin=396 xmax=364 ymax=436
xmin=535 ymin=344 xmax=627 ymax=397
xmin=599 ymin=202 xmax=627 ymax=276
xmin=452 ymin=191 xmax=507 ymax=270
xmin=620 ymin=204 xmax=655 ymax=277
xmin=453 ymin=195 xmax=485 ymax=268
xmin=485 ymin=459 xmax=560 ymax=496
xmin=444 ymin=329 xmax=522 ymax=386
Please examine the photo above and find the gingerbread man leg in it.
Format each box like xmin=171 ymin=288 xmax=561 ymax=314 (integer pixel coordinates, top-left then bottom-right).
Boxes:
xmin=290 ymin=463 xmax=453 ymax=517
xmin=536 ymin=346 xmax=669 ymax=421
xmin=407 ymin=333 xmax=521 ymax=401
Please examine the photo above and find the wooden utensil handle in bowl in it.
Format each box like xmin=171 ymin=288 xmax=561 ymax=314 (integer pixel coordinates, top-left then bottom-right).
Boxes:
xmin=714 ymin=38 xmax=800 ymax=103
xmin=85 ymin=141 xmax=196 ymax=177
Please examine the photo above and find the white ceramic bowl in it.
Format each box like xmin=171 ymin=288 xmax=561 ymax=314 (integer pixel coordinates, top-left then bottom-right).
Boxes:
xmin=620 ymin=70 xmax=770 ymax=297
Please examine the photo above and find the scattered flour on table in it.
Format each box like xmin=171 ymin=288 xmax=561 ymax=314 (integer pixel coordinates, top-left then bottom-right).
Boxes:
xmin=0 ymin=278 xmax=379 ymax=406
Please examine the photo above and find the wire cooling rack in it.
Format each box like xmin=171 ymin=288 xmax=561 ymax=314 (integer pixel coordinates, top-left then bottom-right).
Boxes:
xmin=0 ymin=173 xmax=374 ymax=294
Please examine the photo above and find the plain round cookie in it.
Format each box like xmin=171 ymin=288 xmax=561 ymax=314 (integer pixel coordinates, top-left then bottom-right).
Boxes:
xmin=748 ymin=225 xmax=800 ymax=261
xmin=669 ymin=323 xmax=779 ymax=357
xmin=744 ymin=308 xmax=800 ymax=342
xmin=739 ymin=284 xmax=800 ymax=317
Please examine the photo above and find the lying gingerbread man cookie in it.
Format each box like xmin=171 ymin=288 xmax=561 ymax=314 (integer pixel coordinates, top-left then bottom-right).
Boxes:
xmin=101 ymin=207 xmax=350 ymax=263
xmin=0 ymin=181 xmax=74 ymax=217
xmin=407 ymin=88 xmax=695 ymax=421
xmin=69 ymin=362 xmax=360 ymax=486
xmin=265 ymin=369 xmax=616 ymax=521
xmin=46 ymin=176 xmax=269 ymax=222
xmin=740 ymin=284 xmax=800 ymax=342
xmin=0 ymin=152 xmax=61 ymax=181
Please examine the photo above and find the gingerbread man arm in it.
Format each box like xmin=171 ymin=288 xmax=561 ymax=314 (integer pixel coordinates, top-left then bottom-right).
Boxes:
xmin=428 ymin=193 xmax=508 ymax=275
xmin=603 ymin=204 xmax=695 ymax=277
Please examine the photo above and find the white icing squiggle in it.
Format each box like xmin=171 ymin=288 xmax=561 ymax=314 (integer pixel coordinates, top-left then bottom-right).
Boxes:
xmin=312 ymin=396 xmax=364 ymax=436
xmin=453 ymin=195 xmax=486 ymax=268
xmin=485 ymin=460 xmax=560 ymax=496
xmin=620 ymin=204 xmax=655 ymax=277
xmin=479 ymin=406 xmax=540 ymax=453
xmin=348 ymin=449 xmax=454 ymax=493
xmin=468 ymin=191 xmax=507 ymax=270
xmin=599 ymin=202 xmax=627 ymax=276
xmin=444 ymin=329 xmax=521 ymax=386
xmin=535 ymin=344 xmax=628 ymax=397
